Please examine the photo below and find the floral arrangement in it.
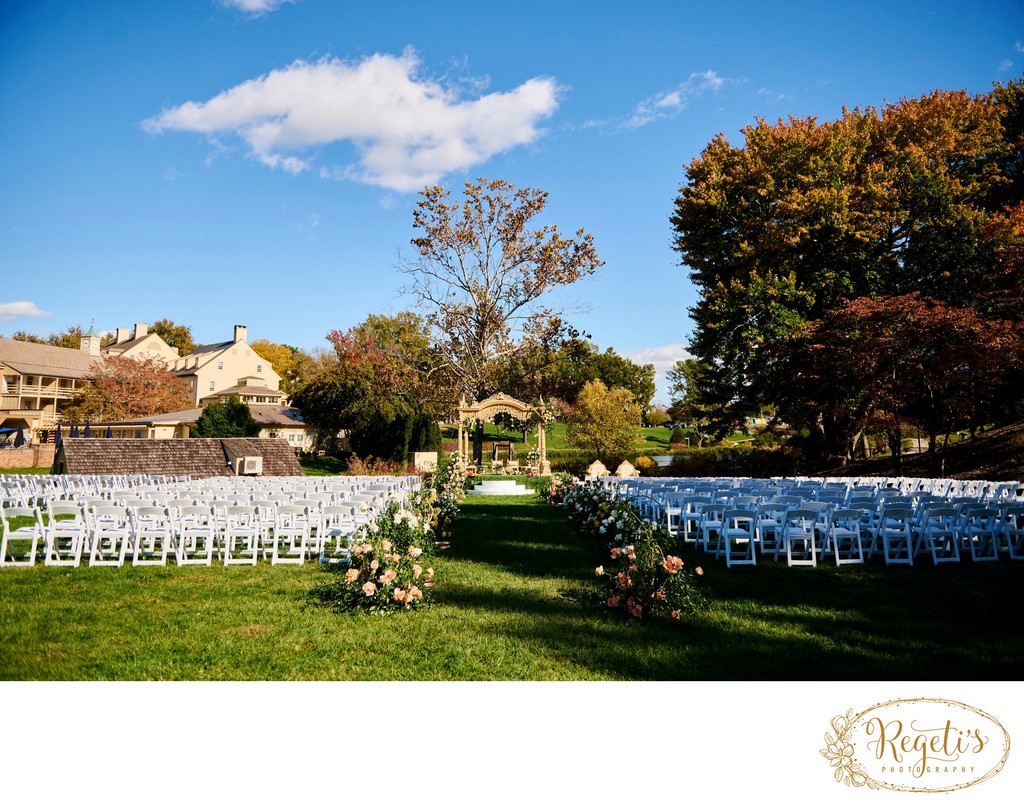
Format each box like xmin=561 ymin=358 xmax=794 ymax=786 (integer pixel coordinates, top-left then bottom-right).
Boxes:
xmin=555 ymin=477 xmax=706 ymax=623
xmin=540 ymin=471 xmax=574 ymax=505
xmin=314 ymin=499 xmax=435 ymax=613
xmin=429 ymin=452 xmax=467 ymax=542
xmin=595 ymin=521 xmax=705 ymax=623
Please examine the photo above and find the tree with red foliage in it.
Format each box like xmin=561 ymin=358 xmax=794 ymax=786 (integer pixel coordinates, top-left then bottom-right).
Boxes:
xmin=776 ymin=294 xmax=1022 ymax=468
xmin=62 ymin=355 xmax=193 ymax=423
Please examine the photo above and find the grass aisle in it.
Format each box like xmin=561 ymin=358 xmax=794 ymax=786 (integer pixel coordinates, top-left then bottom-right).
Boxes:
xmin=2 ymin=492 xmax=1023 ymax=679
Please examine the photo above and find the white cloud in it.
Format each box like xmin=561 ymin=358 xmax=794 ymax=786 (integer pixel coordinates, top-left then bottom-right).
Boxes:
xmin=1016 ymin=41 xmax=1024 ymax=53
xmin=757 ymin=87 xmax=789 ymax=104
xmin=221 ymin=0 xmax=296 ymax=15
xmin=0 ymin=301 xmax=52 ymax=323
xmin=296 ymin=213 xmax=319 ymax=240
xmin=622 ymin=343 xmax=693 ymax=403
xmin=143 ymin=51 xmax=561 ymax=192
xmin=624 ymin=70 xmax=726 ymax=129
xmin=999 ymin=58 xmax=1014 ymax=72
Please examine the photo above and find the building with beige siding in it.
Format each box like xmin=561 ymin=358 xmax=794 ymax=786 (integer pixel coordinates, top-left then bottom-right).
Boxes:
xmin=0 ymin=335 xmax=98 ymax=436
xmin=103 ymin=322 xmax=180 ymax=364
xmin=170 ymin=325 xmax=283 ymax=406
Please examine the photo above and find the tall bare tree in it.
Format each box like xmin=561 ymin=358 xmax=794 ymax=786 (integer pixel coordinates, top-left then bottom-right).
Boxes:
xmin=399 ymin=178 xmax=602 ymax=400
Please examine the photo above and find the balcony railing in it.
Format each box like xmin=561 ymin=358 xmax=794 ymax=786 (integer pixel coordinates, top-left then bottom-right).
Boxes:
xmin=3 ymin=382 xmax=77 ymax=399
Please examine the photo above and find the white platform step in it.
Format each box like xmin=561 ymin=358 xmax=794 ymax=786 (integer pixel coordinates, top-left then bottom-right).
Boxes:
xmin=467 ymin=480 xmax=533 ymax=496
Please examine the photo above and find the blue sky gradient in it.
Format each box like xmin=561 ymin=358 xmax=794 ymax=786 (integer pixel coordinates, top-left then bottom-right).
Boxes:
xmin=2 ymin=0 xmax=1022 ymax=401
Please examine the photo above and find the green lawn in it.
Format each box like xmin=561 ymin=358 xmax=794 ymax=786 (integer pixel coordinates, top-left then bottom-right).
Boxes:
xmin=2 ymin=493 xmax=1022 ymax=680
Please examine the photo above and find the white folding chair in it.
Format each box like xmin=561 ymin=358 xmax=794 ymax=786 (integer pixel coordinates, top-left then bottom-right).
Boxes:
xmin=698 ymin=503 xmax=726 ymax=553
xmin=916 ymin=506 xmax=960 ymax=564
xmin=176 ymin=506 xmax=218 ymax=566
xmin=223 ymin=505 xmax=261 ymax=566
xmin=875 ymin=506 xmax=914 ymax=566
xmin=271 ymin=505 xmax=310 ymax=565
xmin=319 ymin=505 xmax=358 ymax=564
xmin=44 ymin=501 xmax=89 ymax=567
xmin=0 ymin=505 xmax=44 ymax=567
xmin=88 ymin=505 xmax=132 ymax=567
xmin=680 ymin=496 xmax=711 ymax=544
xmin=130 ymin=506 xmax=176 ymax=566
xmin=755 ymin=503 xmax=788 ymax=559
xmin=960 ymin=507 xmax=1000 ymax=562
xmin=719 ymin=509 xmax=757 ymax=567
xmin=1000 ymin=505 xmax=1024 ymax=561
xmin=782 ymin=509 xmax=818 ymax=567
xmin=824 ymin=508 xmax=864 ymax=565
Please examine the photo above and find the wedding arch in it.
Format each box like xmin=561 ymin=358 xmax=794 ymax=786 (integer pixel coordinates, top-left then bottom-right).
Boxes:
xmin=456 ymin=392 xmax=550 ymax=473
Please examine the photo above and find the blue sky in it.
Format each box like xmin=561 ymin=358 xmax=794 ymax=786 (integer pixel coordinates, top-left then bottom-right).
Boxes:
xmin=2 ymin=0 xmax=1022 ymax=402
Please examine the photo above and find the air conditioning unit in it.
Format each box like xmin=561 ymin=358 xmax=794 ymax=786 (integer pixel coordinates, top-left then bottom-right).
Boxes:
xmin=234 ymin=455 xmax=263 ymax=475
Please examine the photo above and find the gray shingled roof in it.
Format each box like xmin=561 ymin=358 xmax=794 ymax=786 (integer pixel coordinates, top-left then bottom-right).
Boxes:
xmin=106 ymin=405 xmax=304 ymax=427
xmin=0 ymin=337 xmax=97 ymax=379
xmin=54 ymin=438 xmax=304 ymax=478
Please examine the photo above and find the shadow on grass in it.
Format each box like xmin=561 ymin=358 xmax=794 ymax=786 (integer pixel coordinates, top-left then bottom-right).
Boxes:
xmin=438 ymin=497 xmax=1024 ymax=679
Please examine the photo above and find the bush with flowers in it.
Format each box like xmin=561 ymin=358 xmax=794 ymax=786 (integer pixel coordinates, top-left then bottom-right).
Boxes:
xmin=313 ymin=499 xmax=436 ymax=613
xmin=555 ymin=478 xmax=706 ymax=623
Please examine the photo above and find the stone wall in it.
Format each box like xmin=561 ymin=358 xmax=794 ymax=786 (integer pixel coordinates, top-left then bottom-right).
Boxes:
xmin=0 ymin=444 xmax=56 ymax=470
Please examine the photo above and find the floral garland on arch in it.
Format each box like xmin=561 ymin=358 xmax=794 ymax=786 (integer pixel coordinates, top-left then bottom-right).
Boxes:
xmin=558 ymin=479 xmax=707 ymax=624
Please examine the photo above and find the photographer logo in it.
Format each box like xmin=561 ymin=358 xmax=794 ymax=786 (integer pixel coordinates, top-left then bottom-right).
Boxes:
xmin=820 ymin=698 xmax=1010 ymax=793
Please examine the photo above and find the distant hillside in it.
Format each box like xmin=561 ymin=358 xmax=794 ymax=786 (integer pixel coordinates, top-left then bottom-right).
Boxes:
xmin=819 ymin=421 xmax=1024 ymax=481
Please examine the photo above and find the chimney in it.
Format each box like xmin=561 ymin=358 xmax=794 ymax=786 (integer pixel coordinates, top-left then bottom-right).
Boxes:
xmin=115 ymin=327 xmax=130 ymax=343
xmin=233 ymin=325 xmax=247 ymax=343
xmin=133 ymin=323 xmax=148 ymax=339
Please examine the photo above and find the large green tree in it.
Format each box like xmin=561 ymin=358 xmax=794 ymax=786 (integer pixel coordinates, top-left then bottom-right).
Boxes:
xmin=293 ymin=312 xmax=442 ymax=461
xmin=150 ymin=319 xmax=195 ymax=356
xmin=490 ymin=338 xmax=656 ymax=411
xmin=673 ymin=81 xmax=1021 ymax=429
xmin=665 ymin=357 xmax=734 ymax=447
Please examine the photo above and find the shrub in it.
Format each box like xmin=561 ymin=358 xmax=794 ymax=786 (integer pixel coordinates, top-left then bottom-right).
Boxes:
xmin=343 ymin=454 xmax=418 ymax=476
xmin=634 ymin=455 xmax=655 ymax=471
xmin=670 ymin=426 xmax=686 ymax=444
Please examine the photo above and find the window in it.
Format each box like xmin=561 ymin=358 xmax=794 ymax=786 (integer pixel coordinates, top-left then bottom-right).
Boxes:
xmin=217 ymin=361 xmax=224 ymax=370
xmin=209 ymin=381 xmax=215 ymax=392
xmin=256 ymin=364 xmax=262 ymax=373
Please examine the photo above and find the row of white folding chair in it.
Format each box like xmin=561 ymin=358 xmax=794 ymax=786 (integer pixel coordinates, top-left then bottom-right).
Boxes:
xmin=695 ymin=505 xmax=866 ymax=568
xmin=36 ymin=500 xmax=360 ymax=567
